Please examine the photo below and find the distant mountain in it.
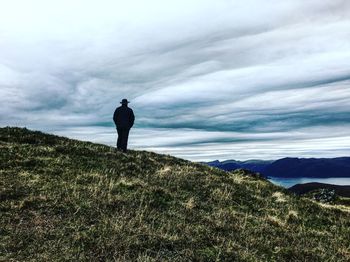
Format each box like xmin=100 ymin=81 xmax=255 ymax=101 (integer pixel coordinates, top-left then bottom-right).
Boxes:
xmin=205 ymin=159 xmax=273 ymax=174
xmin=264 ymin=157 xmax=350 ymax=178
xmin=289 ymin=182 xmax=350 ymax=197
xmin=205 ymin=157 xmax=350 ymax=178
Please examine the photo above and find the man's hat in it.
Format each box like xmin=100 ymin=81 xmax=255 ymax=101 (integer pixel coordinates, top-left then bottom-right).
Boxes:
xmin=120 ymin=98 xmax=130 ymax=104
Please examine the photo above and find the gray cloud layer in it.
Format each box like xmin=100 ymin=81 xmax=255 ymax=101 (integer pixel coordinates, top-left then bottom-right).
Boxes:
xmin=1 ymin=0 xmax=350 ymax=160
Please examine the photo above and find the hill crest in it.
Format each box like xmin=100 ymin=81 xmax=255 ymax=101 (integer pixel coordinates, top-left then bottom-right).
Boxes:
xmin=1 ymin=127 xmax=350 ymax=261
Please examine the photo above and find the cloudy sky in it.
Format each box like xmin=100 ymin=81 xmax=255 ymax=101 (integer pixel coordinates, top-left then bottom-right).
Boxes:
xmin=1 ymin=0 xmax=350 ymax=161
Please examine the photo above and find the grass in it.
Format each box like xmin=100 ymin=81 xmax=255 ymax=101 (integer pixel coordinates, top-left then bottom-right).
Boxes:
xmin=1 ymin=127 xmax=349 ymax=261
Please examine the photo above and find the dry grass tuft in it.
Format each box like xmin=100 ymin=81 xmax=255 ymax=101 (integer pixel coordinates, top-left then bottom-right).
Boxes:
xmin=184 ymin=197 xmax=196 ymax=210
xmin=266 ymin=215 xmax=285 ymax=227
xmin=272 ymin=191 xmax=288 ymax=203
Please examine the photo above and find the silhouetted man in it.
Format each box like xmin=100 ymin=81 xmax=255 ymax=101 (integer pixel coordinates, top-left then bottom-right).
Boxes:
xmin=113 ymin=99 xmax=135 ymax=153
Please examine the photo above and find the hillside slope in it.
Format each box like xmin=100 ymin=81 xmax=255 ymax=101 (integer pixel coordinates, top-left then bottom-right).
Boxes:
xmin=1 ymin=127 xmax=349 ymax=261
xmin=289 ymin=183 xmax=350 ymax=198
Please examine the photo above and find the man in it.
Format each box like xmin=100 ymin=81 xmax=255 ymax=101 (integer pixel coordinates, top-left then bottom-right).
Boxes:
xmin=113 ymin=98 xmax=135 ymax=153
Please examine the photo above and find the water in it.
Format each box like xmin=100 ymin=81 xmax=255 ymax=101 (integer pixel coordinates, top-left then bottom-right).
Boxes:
xmin=268 ymin=177 xmax=350 ymax=188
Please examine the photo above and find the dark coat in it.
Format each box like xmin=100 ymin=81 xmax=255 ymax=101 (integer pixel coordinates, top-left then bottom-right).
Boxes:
xmin=113 ymin=105 xmax=135 ymax=129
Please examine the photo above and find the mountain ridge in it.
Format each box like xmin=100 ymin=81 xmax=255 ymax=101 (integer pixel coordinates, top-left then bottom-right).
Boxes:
xmin=205 ymin=157 xmax=350 ymax=178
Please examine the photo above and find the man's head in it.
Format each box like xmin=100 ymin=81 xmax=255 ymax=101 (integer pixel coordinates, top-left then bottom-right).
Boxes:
xmin=120 ymin=98 xmax=130 ymax=106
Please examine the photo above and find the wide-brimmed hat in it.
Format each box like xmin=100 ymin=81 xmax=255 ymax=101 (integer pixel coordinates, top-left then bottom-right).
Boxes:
xmin=120 ymin=98 xmax=130 ymax=104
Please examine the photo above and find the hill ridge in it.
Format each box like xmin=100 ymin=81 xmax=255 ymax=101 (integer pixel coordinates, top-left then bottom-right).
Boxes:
xmin=1 ymin=127 xmax=350 ymax=261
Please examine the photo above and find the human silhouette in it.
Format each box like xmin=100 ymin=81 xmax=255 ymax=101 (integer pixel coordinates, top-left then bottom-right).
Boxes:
xmin=113 ymin=98 xmax=135 ymax=153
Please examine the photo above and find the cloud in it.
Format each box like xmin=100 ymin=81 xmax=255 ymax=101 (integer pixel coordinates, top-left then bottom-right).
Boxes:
xmin=0 ymin=0 xmax=350 ymax=160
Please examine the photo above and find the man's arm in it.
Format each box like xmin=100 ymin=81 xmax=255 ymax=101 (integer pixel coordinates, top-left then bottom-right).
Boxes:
xmin=129 ymin=109 xmax=135 ymax=128
xmin=113 ymin=108 xmax=119 ymax=127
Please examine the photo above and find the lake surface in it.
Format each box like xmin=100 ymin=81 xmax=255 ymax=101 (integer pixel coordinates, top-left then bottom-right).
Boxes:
xmin=268 ymin=177 xmax=350 ymax=188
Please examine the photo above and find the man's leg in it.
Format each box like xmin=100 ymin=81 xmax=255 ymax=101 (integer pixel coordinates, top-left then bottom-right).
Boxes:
xmin=121 ymin=128 xmax=130 ymax=152
xmin=116 ymin=128 xmax=122 ymax=149
xmin=124 ymin=128 xmax=130 ymax=152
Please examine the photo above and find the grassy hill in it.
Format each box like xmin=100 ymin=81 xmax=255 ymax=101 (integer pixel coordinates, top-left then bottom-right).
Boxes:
xmin=1 ymin=127 xmax=349 ymax=261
